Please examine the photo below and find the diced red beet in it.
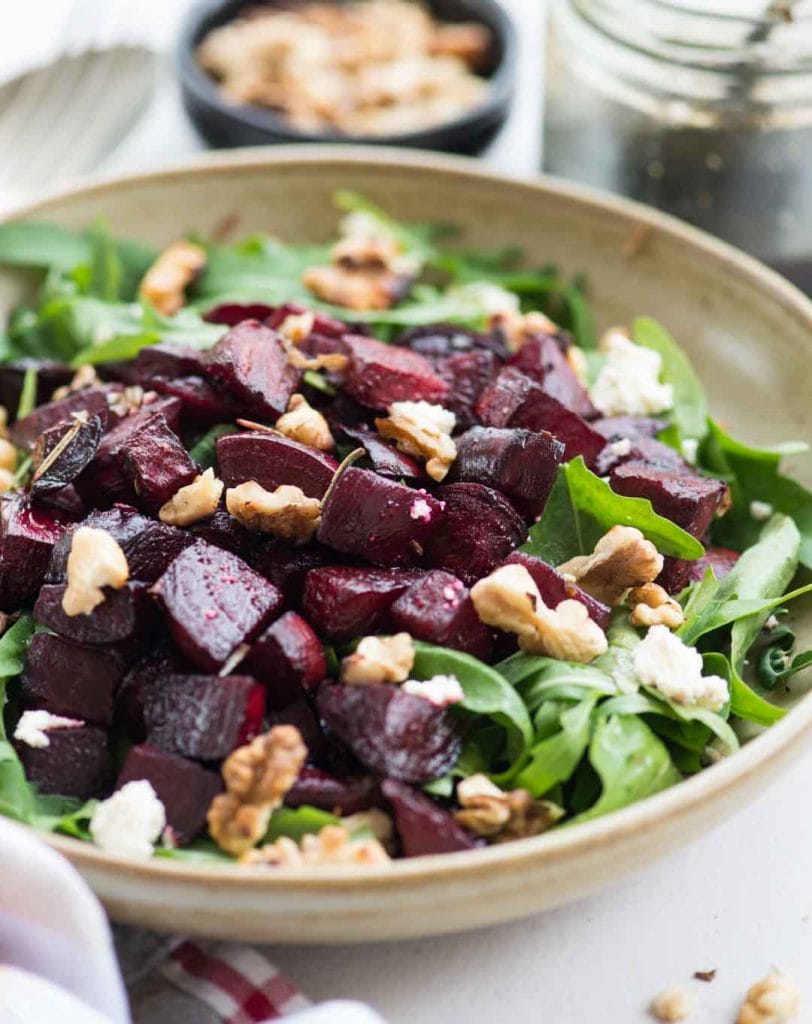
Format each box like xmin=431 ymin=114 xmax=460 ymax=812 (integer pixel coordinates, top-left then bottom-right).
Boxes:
xmin=302 ymin=565 xmax=422 ymax=642
xmin=245 ymin=539 xmax=334 ymax=603
xmin=436 ymin=349 xmax=500 ymax=429
xmin=342 ymin=335 xmax=449 ymax=409
xmin=115 ymin=643 xmax=188 ymax=740
xmin=34 ymin=581 xmax=153 ymax=647
xmin=47 ymin=504 xmax=192 ymax=585
xmin=690 ymin=546 xmax=740 ymax=581
xmin=475 ymin=366 xmax=536 ymax=428
xmin=150 ymin=376 xmax=239 ymax=428
xmin=151 ymin=540 xmax=282 ymax=671
xmin=593 ymin=416 xmax=667 ymax=442
xmin=339 ymin=425 xmax=422 ymax=478
xmin=316 ymin=683 xmax=461 ymax=784
xmin=116 ymin=743 xmax=221 ymax=844
xmin=610 ymin=462 xmax=729 ymax=539
xmin=204 ymin=302 xmax=276 ymax=326
xmin=144 ymin=674 xmax=266 ymax=760
xmin=505 ymin=551 xmax=612 ymax=629
xmin=11 ymin=387 xmax=113 ymax=450
xmin=132 ymin=342 xmax=206 ymax=380
xmin=190 ymin=505 xmax=253 ymax=558
xmin=21 ymin=633 xmax=127 ymax=726
xmin=266 ymin=302 xmax=350 ymax=341
xmin=285 ymin=766 xmax=379 ymax=815
xmin=266 ymin=696 xmax=332 ymax=767
xmin=0 ymin=359 xmax=72 ymax=421
xmin=203 ymin=320 xmax=301 ymax=419
xmin=381 ymin=779 xmax=479 ymax=857
xmin=508 ymin=335 xmax=597 ymax=418
xmin=390 ymin=570 xmax=493 ymax=660
xmin=16 ymin=725 xmax=109 ymax=800
xmin=0 ymin=496 xmax=73 ymax=609
xmin=30 ymin=414 xmax=105 ymax=496
xmin=117 ymin=412 xmax=199 ymax=511
xmin=393 ymin=323 xmax=506 ymax=361
xmin=318 ymin=468 xmax=444 ymax=566
xmin=511 ymin=392 xmax=607 ymax=469
xmin=425 ymin=482 xmax=526 ymax=586
xmin=596 ymin=434 xmax=689 ymax=476
xmin=36 ymin=483 xmax=86 ymax=519
xmin=243 ymin=611 xmax=327 ymax=709
xmin=451 ymin=427 xmax=564 ymax=521
xmin=216 ymin=431 xmax=338 ymax=499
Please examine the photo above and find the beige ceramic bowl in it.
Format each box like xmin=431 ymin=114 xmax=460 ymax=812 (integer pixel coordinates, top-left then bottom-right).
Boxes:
xmin=2 ymin=148 xmax=811 ymax=944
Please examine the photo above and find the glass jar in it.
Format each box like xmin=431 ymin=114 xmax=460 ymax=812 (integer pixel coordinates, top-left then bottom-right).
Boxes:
xmin=543 ymin=0 xmax=812 ymax=288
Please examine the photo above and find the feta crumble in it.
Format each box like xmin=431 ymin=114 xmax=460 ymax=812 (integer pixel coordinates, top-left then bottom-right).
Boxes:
xmin=632 ymin=625 xmax=729 ymax=711
xmin=410 ymin=497 xmax=433 ymax=521
xmin=89 ymin=781 xmax=166 ymax=859
xmin=13 ymin=710 xmax=82 ymax=749
xmin=681 ymin=438 xmax=699 ymax=464
xmin=750 ymin=500 xmax=774 ymax=522
xmin=402 ymin=674 xmax=465 ymax=707
xmin=608 ymin=437 xmax=632 ymax=458
xmin=589 ymin=329 xmax=674 ymax=417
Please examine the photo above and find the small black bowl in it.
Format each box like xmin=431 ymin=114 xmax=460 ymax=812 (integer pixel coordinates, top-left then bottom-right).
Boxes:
xmin=177 ymin=0 xmax=517 ymax=156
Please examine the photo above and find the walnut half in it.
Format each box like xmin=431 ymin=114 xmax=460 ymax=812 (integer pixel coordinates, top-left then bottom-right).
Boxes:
xmin=375 ymin=400 xmax=457 ymax=482
xmin=340 ymin=633 xmax=415 ymax=686
xmin=455 ymin=774 xmax=563 ymax=841
xmin=275 ymin=394 xmax=335 ymax=452
xmin=61 ymin=527 xmax=129 ymax=617
xmin=226 ymin=481 xmax=321 ymax=543
xmin=558 ymin=525 xmax=664 ymax=606
xmin=159 ymin=468 xmax=224 ymax=527
xmin=138 ymin=240 xmax=207 ymax=316
xmin=737 ymin=973 xmax=801 ymax=1024
xmin=629 ymin=582 xmax=685 ymax=630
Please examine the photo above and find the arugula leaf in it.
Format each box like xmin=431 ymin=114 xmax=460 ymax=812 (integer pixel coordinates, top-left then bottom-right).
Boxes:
xmin=264 ymin=805 xmax=339 ymax=843
xmin=189 ymin=424 xmax=237 ymax=470
xmin=0 ymin=222 xmax=93 ymax=270
xmin=15 ymin=367 xmax=38 ymax=420
xmin=632 ymin=317 xmax=708 ymax=440
xmin=510 ymin=697 xmax=596 ymax=797
xmin=703 ymin=652 xmax=784 ymax=726
xmin=34 ymin=797 xmax=96 ymax=839
xmin=523 ymin=457 xmax=704 ymax=562
xmin=0 ymin=615 xmax=36 ymax=823
xmin=86 ymin=224 xmax=123 ymax=302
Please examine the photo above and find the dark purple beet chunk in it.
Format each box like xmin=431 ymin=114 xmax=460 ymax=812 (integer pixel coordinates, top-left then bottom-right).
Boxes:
xmin=266 ymin=696 xmax=334 ymax=768
xmin=204 ymin=302 xmax=276 ymax=326
xmin=36 ymin=483 xmax=86 ymax=519
xmin=510 ymin=390 xmax=607 ymax=469
xmin=16 ymin=725 xmax=109 ymax=800
xmin=0 ymin=496 xmax=73 ymax=609
xmin=508 ymin=335 xmax=597 ymax=418
xmin=34 ymin=581 xmax=152 ymax=647
xmin=150 ymin=375 xmax=238 ymax=428
xmin=391 ymin=570 xmax=493 ymax=660
xmin=339 ymin=425 xmax=422 ymax=478
xmin=658 ymin=546 xmax=740 ymax=594
xmin=117 ymin=412 xmax=198 ymax=511
xmin=475 ymin=366 xmax=536 ymax=427
xmin=115 ymin=643 xmax=188 ymax=740
xmin=593 ymin=416 xmax=667 ymax=442
xmin=596 ymin=435 xmax=689 ymax=476
xmin=30 ymin=414 xmax=104 ymax=496
xmin=132 ymin=342 xmax=206 ymax=380
xmin=436 ymin=349 xmax=500 ymax=429
xmin=151 ymin=540 xmax=282 ymax=671
xmin=266 ymin=302 xmax=350 ymax=341
xmin=216 ymin=431 xmax=338 ymax=499
xmin=47 ymin=504 xmax=192 ymax=584
xmin=144 ymin=674 xmax=266 ymax=761
xmin=316 ymin=683 xmax=461 ymax=784
xmin=243 ymin=611 xmax=327 ymax=709
xmin=21 ymin=633 xmax=126 ymax=726
xmin=302 ymin=566 xmax=422 ymax=642
xmin=381 ymin=779 xmax=479 ymax=857
xmin=203 ymin=320 xmax=301 ymax=419
xmin=451 ymin=427 xmax=564 ymax=521
xmin=342 ymin=335 xmax=449 ymax=409
xmin=426 ymin=483 xmax=526 ymax=586
xmin=189 ymin=505 xmax=252 ymax=557
xmin=393 ymin=323 xmax=506 ymax=361
xmin=0 ymin=359 xmax=72 ymax=421
xmin=116 ymin=744 xmax=221 ymax=844
xmin=505 ymin=552 xmax=612 ymax=629
xmin=610 ymin=462 xmax=729 ymax=539
xmin=11 ymin=387 xmax=113 ymax=451
xmin=285 ymin=766 xmax=379 ymax=815
xmin=319 ymin=468 xmax=444 ymax=566
xmin=245 ymin=539 xmax=334 ymax=603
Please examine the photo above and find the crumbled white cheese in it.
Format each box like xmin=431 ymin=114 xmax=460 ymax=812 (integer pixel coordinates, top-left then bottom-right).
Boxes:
xmin=632 ymin=625 xmax=729 ymax=711
xmin=402 ymin=674 xmax=465 ymax=707
xmin=410 ymin=497 xmax=433 ymax=521
xmin=89 ymin=781 xmax=166 ymax=859
xmin=750 ymin=500 xmax=774 ymax=522
xmin=13 ymin=710 xmax=82 ymax=749
xmin=681 ymin=438 xmax=699 ymax=464
xmin=608 ymin=437 xmax=632 ymax=458
xmin=589 ymin=330 xmax=674 ymax=417
xmin=765 ymin=615 xmax=780 ymax=630
xmin=447 ymin=281 xmax=521 ymax=317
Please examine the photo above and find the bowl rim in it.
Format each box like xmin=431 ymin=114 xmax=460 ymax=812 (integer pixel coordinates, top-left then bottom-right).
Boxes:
xmin=3 ymin=144 xmax=812 ymax=889
xmin=175 ymin=0 xmax=517 ymax=146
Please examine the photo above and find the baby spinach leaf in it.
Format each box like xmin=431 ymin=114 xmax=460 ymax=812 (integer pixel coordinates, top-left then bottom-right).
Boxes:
xmin=704 ymin=652 xmax=784 ymax=726
xmin=34 ymin=797 xmax=97 ymax=839
xmin=15 ymin=367 xmax=38 ymax=420
xmin=154 ymin=839 xmax=235 ymax=864
xmin=264 ymin=805 xmax=339 ymax=843
xmin=591 ymin=614 xmax=642 ymax=694
xmin=510 ymin=697 xmax=597 ymax=797
xmin=0 ymin=615 xmax=36 ymax=823
xmin=189 ymin=424 xmax=237 ymax=470
xmin=0 ymin=222 xmax=92 ymax=270
xmin=632 ymin=317 xmax=708 ymax=441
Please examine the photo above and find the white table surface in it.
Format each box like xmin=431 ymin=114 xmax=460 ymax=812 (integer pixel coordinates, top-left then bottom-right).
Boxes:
xmin=5 ymin=2 xmax=812 ymax=1021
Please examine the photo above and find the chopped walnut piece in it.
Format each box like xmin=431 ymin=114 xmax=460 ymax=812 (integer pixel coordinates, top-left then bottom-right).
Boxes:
xmin=340 ymin=633 xmax=415 ymax=686
xmin=208 ymin=726 xmax=308 ymax=856
xmin=159 ymin=468 xmax=224 ymax=527
xmin=0 ymin=405 xmax=8 ymax=438
xmin=225 ymin=481 xmax=321 ymax=543
xmin=489 ymin=309 xmax=559 ymax=353
xmin=303 ymin=263 xmax=406 ymax=311
xmin=629 ymin=582 xmax=685 ymax=630
xmin=277 ymin=310 xmax=316 ymax=344
xmin=285 ymin=347 xmax=349 ymax=373
xmin=0 ymin=438 xmax=17 ymax=473
xmin=275 ymin=394 xmax=335 ymax=451
xmin=107 ymin=385 xmax=150 ymax=419
xmin=61 ymin=526 xmax=129 ymax=617
xmin=52 ymin=364 xmax=99 ymax=401
xmin=558 ymin=525 xmax=664 ymax=606
xmin=455 ymin=774 xmax=563 ymax=841
xmin=375 ymin=400 xmax=457 ymax=481
xmin=470 ymin=564 xmax=608 ymax=664
xmin=737 ymin=973 xmax=801 ymax=1024
xmin=138 ymin=240 xmax=207 ymax=316
xmin=241 ymin=824 xmax=390 ymax=868
xmin=650 ymin=987 xmax=695 ymax=1022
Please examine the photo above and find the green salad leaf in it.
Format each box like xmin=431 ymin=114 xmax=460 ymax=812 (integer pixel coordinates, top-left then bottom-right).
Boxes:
xmin=189 ymin=424 xmax=237 ymax=470
xmin=264 ymin=806 xmax=340 ymax=844
xmin=632 ymin=317 xmax=708 ymax=441
xmin=510 ymin=697 xmax=596 ymax=797
xmin=0 ymin=615 xmax=37 ymax=823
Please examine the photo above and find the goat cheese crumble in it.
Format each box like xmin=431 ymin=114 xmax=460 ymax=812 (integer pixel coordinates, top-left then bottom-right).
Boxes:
xmin=750 ymin=500 xmax=774 ymax=522
xmin=589 ymin=330 xmax=674 ymax=417
xmin=608 ymin=437 xmax=632 ymax=458
xmin=632 ymin=625 xmax=729 ymax=711
xmin=89 ymin=781 xmax=167 ymax=859
xmin=13 ymin=710 xmax=82 ymax=749
xmin=402 ymin=674 xmax=465 ymax=707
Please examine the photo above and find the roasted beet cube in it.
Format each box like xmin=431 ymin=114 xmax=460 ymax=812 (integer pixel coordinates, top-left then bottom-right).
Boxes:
xmin=393 ymin=323 xmax=506 ymax=361
xmin=132 ymin=342 xmax=206 ymax=381
xmin=36 ymin=483 xmax=86 ymax=519
xmin=151 ymin=540 xmax=282 ymax=671
xmin=509 ymin=391 xmax=607 ymax=469
xmin=436 ymin=349 xmax=500 ymax=429
xmin=144 ymin=674 xmax=266 ymax=761
xmin=593 ymin=416 xmax=667 ymax=442
xmin=204 ymin=320 xmax=300 ymax=419
xmin=116 ymin=744 xmax=222 ymax=844
xmin=30 ymin=414 xmax=105 ymax=496
xmin=245 ymin=539 xmax=334 ymax=603
xmin=451 ymin=427 xmax=563 ymax=521
xmin=116 ymin=412 xmax=199 ymax=511
xmin=689 ymin=546 xmax=740 ymax=582
xmin=475 ymin=366 xmax=535 ymax=428
xmin=150 ymin=375 xmax=238 ymax=428
xmin=316 ymin=683 xmax=461 ymax=784
xmin=0 ymin=359 xmax=72 ymax=421
xmin=505 ymin=552 xmax=611 ymax=629
xmin=0 ymin=496 xmax=72 ymax=609
xmin=390 ymin=570 xmax=493 ymax=660
xmin=189 ymin=506 xmax=252 ymax=558
xmin=34 ymin=581 xmax=152 ymax=647
xmin=11 ymin=386 xmax=114 ymax=451
xmin=266 ymin=696 xmax=333 ymax=768
xmin=381 ymin=779 xmax=479 ymax=857
xmin=319 ymin=468 xmax=444 ymax=566
xmin=243 ymin=611 xmax=327 ymax=709
xmin=21 ymin=633 xmax=126 ymax=726
xmin=204 ymin=302 xmax=276 ymax=326
xmin=16 ymin=724 xmax=109 ymax=800
xmin=302 ymin=565 xmax=422 ymax=642
xmin=285 ymin=766 xmax=379 ymax=815
xmin=610 ymin=463 xmax=729 ymax=539
xmin=339 ymin=425 xmax=421 ymax=479
xmin=342 ymin=335 xmax=449 ymax=409
xmin=115 ymin=643 xmax=188 ymax=740
xmin=425 ymin=482 xmax=526 ymax=586
xmin=508 ymin=335 xmax=597 ymax=419
xmin=216 ymin=431 xmax=338 ymax=499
